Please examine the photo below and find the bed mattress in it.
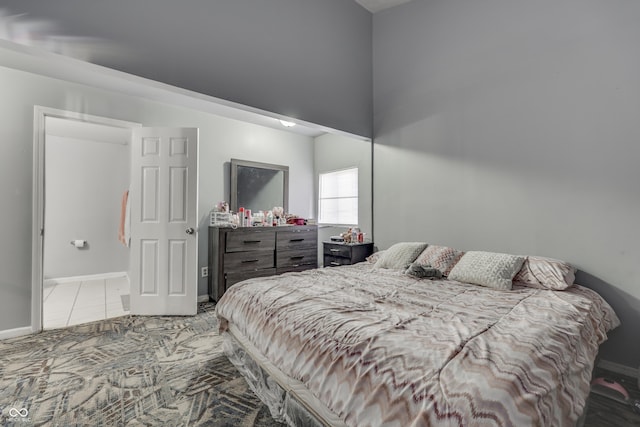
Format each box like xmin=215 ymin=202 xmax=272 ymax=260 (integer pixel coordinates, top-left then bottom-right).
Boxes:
xmin=216 ymin=263 xmax=619 ymax=427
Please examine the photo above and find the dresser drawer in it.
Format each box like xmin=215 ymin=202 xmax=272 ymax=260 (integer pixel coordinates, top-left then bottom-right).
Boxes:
xmin=323 ymin=244 xmax=351 ymax=258
xmin=226 ymin=268 xmax=277 ymax=288
xmin=324 ymin=255 xmax=353 ymax=267
xmin=277 ymin=264 xmax=316 ymax=275
xmin=224 ymin=250 xmax=274 ymax=271
xmin=277 ymin=248 xmax=317 ymax=269
xmin=225 ymin=230 xmax=275 ymax=252
xmin=276 ymin=228 xmax=317 ymax=250
xmin=209 ymin=225 xmax=318 ymax=301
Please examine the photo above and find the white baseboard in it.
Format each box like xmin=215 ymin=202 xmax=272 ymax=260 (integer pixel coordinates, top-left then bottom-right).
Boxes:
xmin=6 ymin=295 xmax=207 ymax=340
xmin=597 ymin=359 xmax=638 ymax=379
xmin=44 ymin=271 xmax=128 ymax=287
xmin=0 ymin=326 xmax=33 ymax=340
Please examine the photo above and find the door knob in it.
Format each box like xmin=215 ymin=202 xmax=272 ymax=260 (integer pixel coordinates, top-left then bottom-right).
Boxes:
xmin=186 ymin=227 xmax=195 ymax=235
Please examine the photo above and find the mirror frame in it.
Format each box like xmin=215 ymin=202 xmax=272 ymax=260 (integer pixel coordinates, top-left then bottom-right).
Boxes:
xmin=230 ymin=158 xmax=289 ymax=213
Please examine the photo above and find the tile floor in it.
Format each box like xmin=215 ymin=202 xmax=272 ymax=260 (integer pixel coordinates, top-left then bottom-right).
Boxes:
xmin=43 ymin=275 xmax=130 ymax=329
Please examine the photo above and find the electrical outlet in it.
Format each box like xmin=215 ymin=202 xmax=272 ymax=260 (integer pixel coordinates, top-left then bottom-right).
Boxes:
xmin=201 ymin=267 xmax=208 ymax=278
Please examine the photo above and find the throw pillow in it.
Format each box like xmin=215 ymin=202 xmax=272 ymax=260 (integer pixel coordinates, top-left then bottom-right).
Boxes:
xmin=365 ymin=250 xmax=385 ymax=264
xmin=374 ymin=242 xmax=428 ymax=270
xmin=513 ymin=256 xmax=576 ymax=290
xmin=413 ymin=245 xmax=465 ymax=276
xmin=448 ymin=251 xmax=525 ymax=290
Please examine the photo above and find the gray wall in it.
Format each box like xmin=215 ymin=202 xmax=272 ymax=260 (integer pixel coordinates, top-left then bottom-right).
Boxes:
xmin=0 ymin=0 xmax=373 ymax=137
xmin=0 ymin=64 xmax=315 ymax=331
xmin=44 ymin=129 xmax=130 ymax=278
xmin=314 ymin=133 xmax=373 ymax=264
xmin=372 ymin=0 xmax=640 ymax=368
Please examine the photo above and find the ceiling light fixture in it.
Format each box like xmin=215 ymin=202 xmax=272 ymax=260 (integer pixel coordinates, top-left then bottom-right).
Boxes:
xmin=279 ymin=119 xmax=296 ymax=128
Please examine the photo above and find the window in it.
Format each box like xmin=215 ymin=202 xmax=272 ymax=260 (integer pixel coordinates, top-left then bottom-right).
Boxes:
xmin=318 ymin=168 xmax=358 ymax=225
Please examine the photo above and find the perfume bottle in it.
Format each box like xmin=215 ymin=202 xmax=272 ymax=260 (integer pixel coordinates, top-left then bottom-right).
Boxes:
xmin=238 ymin=207 xmax=245 ymax=226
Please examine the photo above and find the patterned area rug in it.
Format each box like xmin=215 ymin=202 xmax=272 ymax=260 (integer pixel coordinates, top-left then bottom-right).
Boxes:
xmin=0 ymin=303 xmax=284 ymax=426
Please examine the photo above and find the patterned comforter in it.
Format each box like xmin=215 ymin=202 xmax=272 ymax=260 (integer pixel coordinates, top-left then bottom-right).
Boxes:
xmin=216 ymin=263 xmax=619 ymax=427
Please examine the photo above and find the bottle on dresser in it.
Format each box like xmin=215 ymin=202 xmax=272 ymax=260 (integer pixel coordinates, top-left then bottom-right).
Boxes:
xmin=238 ymin=207 xmax=244 ymax=226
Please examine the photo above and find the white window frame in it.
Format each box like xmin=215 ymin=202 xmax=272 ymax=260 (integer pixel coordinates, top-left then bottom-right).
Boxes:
xmin=318 ymin=167 xmax=358 ymax=226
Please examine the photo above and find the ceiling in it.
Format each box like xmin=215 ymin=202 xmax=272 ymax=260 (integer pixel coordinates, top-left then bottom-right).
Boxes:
xmin=0 ymin=1 xmax=415 ymax=137
xmin=354 ymin=0 xmax=414 ymax=13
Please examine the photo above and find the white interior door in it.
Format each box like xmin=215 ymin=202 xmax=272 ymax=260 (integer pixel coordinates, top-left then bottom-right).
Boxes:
xmin=129 ymin=127 xmax=198 ymax=315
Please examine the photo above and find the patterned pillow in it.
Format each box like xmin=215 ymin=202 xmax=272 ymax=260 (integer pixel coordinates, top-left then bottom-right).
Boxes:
xmin=365 ymin=250 xmax=385 ymax=264
xmin=513 ymin=256 xmax=576 ymax=290
xmin=413 ymin=245 xmax=464 ymax=277
xmin=374 ymin=242 xmax=428 ymax=270
xmin=448 ymin=251 xmax=525 ymax=290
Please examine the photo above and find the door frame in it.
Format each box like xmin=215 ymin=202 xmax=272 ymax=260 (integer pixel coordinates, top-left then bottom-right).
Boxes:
xmin=31 ymin=106 xmax=141 ymax=332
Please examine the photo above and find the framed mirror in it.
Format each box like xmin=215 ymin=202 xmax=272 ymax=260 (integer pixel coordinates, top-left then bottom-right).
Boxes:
xmin=230 ymin=159 xmax=289 ymax=213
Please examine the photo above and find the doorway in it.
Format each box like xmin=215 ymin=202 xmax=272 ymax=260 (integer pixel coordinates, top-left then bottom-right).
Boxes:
xmin=43 ymin=116 xmax=133 ymax=328
xmin=32 ymin=106 xmax=200 ymax=332
xmin=32 ymin=107 xmax=141 ymax=331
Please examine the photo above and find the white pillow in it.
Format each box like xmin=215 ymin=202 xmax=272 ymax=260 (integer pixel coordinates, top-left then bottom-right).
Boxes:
xmin=374 ymin=242 xmax=428 ymax=270
xmin=448 ymin=251 xmax=525 ymax=290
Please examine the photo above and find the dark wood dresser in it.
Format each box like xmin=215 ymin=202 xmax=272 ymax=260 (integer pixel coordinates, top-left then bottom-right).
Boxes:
xmin=323 ymin=241 xmax=374 ymax=267
xmin=208 ymin=225 xmax=317 ymax=301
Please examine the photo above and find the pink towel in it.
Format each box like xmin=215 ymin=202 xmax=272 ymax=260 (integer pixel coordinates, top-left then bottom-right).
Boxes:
xmin=118 ymin=190 xmax=129 ymax=246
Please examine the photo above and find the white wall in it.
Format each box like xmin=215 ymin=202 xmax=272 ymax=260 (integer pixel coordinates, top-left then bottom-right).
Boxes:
xmin=0 ymin=64 xmax=315 ymax=331
xmin=372 ymin=0 xmax=640 ymax=368
xmin=44 ymin=127 xmax=130 ymax=278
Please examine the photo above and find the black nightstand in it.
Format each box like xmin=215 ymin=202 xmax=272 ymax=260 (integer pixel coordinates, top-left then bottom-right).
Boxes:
xmin=323 ymin=241 xmax=374 ymax=267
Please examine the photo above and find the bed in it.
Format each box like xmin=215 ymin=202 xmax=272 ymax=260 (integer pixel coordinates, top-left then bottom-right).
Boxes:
xmin=215 ymin=244 xmax=620 ymax=427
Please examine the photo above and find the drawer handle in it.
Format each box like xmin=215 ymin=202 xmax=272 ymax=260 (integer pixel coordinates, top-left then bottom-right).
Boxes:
xmin=243 ymin=240 xmax=261 ymax=244
xmin=241 ymin=259 xmax=260 ymax=263
xmin=290 ymin=256 xmax=304 ymax=260
xmin=329 ymin=248 xmax=341 ymax=252
xmin=289 ymin=238 xmax=305 ymax=242
xmin=330 ymin=262 xmax=341 ymax=266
